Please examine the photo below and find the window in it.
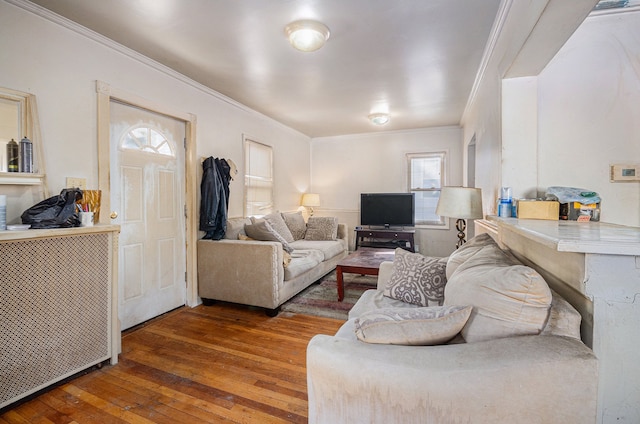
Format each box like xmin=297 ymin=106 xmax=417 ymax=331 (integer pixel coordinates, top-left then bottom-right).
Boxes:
xmin=407 ymin=152 xmax=446 ymax=226
xmin=121 ymin=125 xmax=174 ymax=156
xmin=244 ymin=138 xmax=273 ymax=217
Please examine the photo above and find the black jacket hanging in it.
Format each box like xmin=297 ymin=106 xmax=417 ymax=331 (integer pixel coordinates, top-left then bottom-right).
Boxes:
xmin=200 ymin=157 xmax=231 ymax=239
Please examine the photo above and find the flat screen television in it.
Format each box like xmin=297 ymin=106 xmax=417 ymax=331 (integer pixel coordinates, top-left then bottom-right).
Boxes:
xmin=360 ymin=193 xmax=415 ymax=228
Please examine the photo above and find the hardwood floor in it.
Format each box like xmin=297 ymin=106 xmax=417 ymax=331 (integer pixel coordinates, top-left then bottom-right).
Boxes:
xmin=0 ymin=303 xmax=344 ymax=423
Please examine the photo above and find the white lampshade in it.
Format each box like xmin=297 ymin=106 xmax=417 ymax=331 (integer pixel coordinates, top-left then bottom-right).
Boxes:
xmin=301 ymin=193 xmax=321 ymax=207
xmin=436 ymin=187 xmax=483 ymax=219
xmin=285 ymin=20 xmax=330 ymax=52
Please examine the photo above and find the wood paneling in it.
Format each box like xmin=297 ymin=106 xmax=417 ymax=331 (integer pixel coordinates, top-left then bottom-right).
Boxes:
xmin=1 ymin=304 xmax=343 ymax=423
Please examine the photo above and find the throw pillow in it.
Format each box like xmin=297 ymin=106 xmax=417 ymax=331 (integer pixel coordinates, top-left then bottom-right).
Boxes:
xmin=304 ymin=216 xmax=338 ymax=241
xmin=281 ymin=211 xmax=307 ymax=240
xmin=261 ymin=213 xmax=295 ymax=243
xmin=384 ymin=248 xmax=448 ymax=307
xmin=444 ymin=242 xmax=552 ymax=343
xmin=224 ymin=217 xmax=250 ymax=240
xmin=244 ymin=219 xmax=294 ymax=253
xmin=354 ymin=305 xmax=472 ymax=345
xmin=445 ymin=233 xmax=496 ymax=279
xmin=238 ymin=233 xmax=292 ymax=267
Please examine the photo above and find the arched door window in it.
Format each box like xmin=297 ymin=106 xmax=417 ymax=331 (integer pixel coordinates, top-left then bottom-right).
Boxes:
xmin=121 ymin=126 xmax=174 ymax=157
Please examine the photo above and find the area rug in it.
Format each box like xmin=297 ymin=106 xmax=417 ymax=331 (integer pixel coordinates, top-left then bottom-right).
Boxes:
xmin=280 ymin=271 xmax=377 ymax=320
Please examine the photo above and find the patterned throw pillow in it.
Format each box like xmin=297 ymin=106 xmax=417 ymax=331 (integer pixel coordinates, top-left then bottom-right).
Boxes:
xmin=261 ymin=213 xmax=295 ymax=243
xmin=354 ymin=305 xmax=472 ymax=345
xmin=384 ymin=248 xmax=448 ymax=306
xmin=244 ymin=219 xmax=294 ymax=253
xmin=281 ymin=211 xmax=307 ymax=240
xmin=304 ymin=216 xmax=338 ymax=241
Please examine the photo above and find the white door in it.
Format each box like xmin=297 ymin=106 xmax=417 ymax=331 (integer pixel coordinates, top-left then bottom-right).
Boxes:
xmin=110 ymin=100 xmax=186 ymax=330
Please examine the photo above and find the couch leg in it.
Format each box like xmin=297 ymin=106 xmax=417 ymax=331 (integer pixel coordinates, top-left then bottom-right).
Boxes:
xmin=265 ymin=307 xmax=280 ymax=317
xmin=202 ymin=298 xmax=216 ymax=306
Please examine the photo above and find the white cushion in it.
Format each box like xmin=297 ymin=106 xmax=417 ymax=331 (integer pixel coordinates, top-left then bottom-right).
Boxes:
xmin=444 ymin=242 xmax=552 ymax=343
xmin=445 ymin=233 xmax=497 ymax=279
xmin=348 ymin=289 xmax=418 ymax=320
xmin=289 ymin=239 xmax=345 ymax=261
xmin=354 ymin=305 xmax=472 ymax=346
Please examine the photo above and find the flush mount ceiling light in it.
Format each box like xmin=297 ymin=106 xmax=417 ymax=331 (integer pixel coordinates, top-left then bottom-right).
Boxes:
xmin=368 ymin=113 xmax=390 ymax=126
xmin=285 ymin=20 xmax=330 ymax=52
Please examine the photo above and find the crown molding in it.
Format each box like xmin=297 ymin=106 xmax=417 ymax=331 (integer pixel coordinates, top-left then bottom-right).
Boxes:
xmin=311 ymin=125 xmax=462 ymax=142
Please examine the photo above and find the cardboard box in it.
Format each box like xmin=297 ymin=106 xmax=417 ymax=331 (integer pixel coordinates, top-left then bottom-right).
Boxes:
xmin=516 ymin=200 xmax=559 ymax=220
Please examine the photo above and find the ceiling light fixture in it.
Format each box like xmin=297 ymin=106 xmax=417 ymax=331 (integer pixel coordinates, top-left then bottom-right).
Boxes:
xmin=368 ymin=113 xmax=390 ymax=126
xmin=285 ymin=20 xmax=330 ymax=52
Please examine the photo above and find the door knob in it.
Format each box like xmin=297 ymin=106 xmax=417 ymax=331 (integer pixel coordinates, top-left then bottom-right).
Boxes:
xmin=110 ymin=211 xmax=118 ymax=219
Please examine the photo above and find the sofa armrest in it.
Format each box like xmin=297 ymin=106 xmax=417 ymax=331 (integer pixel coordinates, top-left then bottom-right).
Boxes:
xmin=376 ymin=261 xmax=393 ymax=290
xmin=307 ymin=334 xmax=597 ymax=424
xmin=197 ymin=239 xmax=283 ymax=309
xmin=337 ymin=222 xmax=348 ymax=241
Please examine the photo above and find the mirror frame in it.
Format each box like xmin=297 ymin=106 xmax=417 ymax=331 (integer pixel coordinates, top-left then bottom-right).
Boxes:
xmin=0 ymin=86 xmax=48 ymax=196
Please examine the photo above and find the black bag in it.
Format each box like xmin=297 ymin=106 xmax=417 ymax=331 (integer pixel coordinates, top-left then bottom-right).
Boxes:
xmin=21 ymin=188 xmax=83 ymax=229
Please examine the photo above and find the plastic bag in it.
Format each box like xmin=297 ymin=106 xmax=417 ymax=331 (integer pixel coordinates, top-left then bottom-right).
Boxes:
xmin=21 ymin=188 xmax=83 ymax=229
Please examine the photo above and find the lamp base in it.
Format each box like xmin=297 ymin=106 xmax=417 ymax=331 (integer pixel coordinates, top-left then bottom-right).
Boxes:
xmin=455 ymin=218 xmax=467 ymax=249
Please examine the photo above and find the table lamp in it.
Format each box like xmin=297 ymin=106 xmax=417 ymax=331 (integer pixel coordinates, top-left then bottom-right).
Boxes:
xmin=435 ymin=187 xmax=483 ymax=248
xmin=301 ymin=193 xmax=320 ymax=216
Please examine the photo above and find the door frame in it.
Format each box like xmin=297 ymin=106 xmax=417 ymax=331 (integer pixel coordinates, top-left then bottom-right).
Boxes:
xmin=96 ymin=80 xmax=199 ymax=308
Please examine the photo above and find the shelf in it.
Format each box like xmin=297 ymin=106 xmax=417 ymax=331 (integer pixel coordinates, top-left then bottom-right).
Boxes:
xmin=0 ymin=172 xmax=45 ymax=185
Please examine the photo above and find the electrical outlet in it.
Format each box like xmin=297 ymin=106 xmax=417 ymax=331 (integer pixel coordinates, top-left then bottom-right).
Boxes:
xmin=66 ymin=177 xmax=87 ymax=190
xmin=414 ymin=244 xmax=420 ymax=253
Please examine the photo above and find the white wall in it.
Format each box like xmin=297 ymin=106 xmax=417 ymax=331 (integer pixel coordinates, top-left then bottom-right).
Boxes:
xmin=0 ymin=1 xmax=310 ymax=223
xmin=537 ymin=10 xmax=640 ymax=226
xmin=310 ymin=126 xmax=463 ymax=257
xmin=464 ymin=5 xmax=640 ymax=228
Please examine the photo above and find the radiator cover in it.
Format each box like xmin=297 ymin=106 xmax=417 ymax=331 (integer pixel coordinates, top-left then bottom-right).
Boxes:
xmin=0 ymin=232 xmax=113 ymax=408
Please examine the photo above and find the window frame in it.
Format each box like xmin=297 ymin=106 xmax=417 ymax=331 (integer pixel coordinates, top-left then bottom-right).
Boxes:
xmin=243 ymin=137 xmax=273 ymax=218
xmin=407 ymin=151 xmax=448 ymax=229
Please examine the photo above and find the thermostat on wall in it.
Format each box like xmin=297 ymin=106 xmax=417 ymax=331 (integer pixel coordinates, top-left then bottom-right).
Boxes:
xmin=610 ymin=164 xmax=640 ymax=182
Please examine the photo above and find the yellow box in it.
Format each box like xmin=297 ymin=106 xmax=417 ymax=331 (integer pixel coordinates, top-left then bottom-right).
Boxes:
xmin=516 ymin=200 xmax=559 ymax=220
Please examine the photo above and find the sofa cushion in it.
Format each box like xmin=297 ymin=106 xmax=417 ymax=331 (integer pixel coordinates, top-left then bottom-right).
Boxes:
xmin=444 ymin=242 xmax=552 ymax=343
xmin=224 ymin=217 xmax=250 ymax=240
xmin=354 ymin=305 xmax=473 ymax=346
xmin=284 ymin=249 xmax=324 ymax=280
xmin=289 ymin=239 xmax=345 ymax=261
xmin=384 ymin=248 xmax=448 ymax=307
xmin=261 ymin=213 xmax=295 ymax=243
xmin=304 ymin=216 xmax=338 ymax=241
xmin=244 ymin=219 xmax=294 ymax=253
xmin=282 ymin=211 xmax=307 ymax=240
xmin=541 ymin=290 xmax=582 ymax=340
xmin=348 ymin=289 xmax=418 ymax=320
xmin=445 ymin=233 xmax=497 ymax=279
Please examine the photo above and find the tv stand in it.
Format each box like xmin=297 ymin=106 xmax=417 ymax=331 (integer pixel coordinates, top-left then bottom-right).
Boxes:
xmin=355 ymin=228 xmax=415 ymax=252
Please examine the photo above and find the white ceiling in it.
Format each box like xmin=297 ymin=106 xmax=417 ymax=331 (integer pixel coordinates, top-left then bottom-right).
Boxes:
xmin=28 ymin=0 xmax=503 ymax=137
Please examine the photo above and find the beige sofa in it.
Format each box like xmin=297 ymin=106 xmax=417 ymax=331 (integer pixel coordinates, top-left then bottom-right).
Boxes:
xmin=198 ymin=214 xmax=348 ymax=315
xmin=307 ymin=234 xmax=598 ymax=424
